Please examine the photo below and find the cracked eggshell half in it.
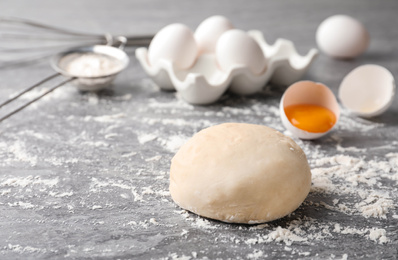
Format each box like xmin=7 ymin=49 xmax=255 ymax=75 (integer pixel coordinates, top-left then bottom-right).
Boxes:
xmin=280 ymin=81 xmax=340 ymax=140
xmin=339 ymin=64 xmax=395 ymax=117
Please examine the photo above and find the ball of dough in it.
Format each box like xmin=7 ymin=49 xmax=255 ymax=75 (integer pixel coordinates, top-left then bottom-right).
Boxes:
xmin=169 ymin=123 xmax=311 ymax=224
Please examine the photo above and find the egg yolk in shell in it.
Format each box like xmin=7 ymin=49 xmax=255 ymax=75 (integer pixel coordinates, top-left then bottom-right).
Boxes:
xmin=284 ymin=104 xmax=336 ymax=133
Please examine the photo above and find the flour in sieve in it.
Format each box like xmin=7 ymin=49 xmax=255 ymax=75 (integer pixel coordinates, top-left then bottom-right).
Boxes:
xmin=65 ymin=53 xmax=123 ymax=77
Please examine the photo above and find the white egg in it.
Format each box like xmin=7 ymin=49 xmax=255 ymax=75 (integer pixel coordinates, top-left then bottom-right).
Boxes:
xmin=316 ymin=15 xmax=369 ymax=59
xmin=280 ymin=81 xmax=340 ymax=140
xmin=148 ymin=23 xmax=198 ymax=69
xmin=216 ymin=29 xmax=266 ymax=75
xmin=194 ymin=15 xmax=234 ymax=54
xmin=339 ymin=64 xmax=395 ymax=117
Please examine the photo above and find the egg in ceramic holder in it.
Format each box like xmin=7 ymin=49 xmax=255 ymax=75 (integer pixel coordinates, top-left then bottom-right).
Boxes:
xmin=136 ymin=16 xmax=318 ymax=105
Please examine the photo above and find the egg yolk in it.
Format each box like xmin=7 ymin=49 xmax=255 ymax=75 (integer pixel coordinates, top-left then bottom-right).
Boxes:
xmin=284 ymin=104 xmax=336 ymax=133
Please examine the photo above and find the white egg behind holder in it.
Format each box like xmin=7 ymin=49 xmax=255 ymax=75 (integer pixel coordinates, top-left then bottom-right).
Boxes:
xmin=136 ymin=30 xmax=318 ymax=105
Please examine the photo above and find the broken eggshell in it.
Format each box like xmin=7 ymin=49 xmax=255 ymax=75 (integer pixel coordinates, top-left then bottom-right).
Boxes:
xmin=280 ymin=81 xmax=340 ymax=140
xmin=136 ymin=29 xmax=318 ymax=104
xmin=339 ymin=64 xmax=395 ymax=117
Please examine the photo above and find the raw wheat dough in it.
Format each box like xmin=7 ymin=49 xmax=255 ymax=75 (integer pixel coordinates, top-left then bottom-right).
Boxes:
xmin=169 ymin=123 xmax=312 ymax=224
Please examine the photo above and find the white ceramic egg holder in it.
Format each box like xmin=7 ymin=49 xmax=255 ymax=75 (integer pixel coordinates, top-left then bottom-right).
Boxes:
xmin=136 ymin=30 xmax=318 ymax=105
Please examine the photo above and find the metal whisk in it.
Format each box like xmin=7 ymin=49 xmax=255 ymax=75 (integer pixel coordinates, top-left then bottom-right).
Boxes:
xmin=0 ymin=16 xmax=153 ymax=68
xmin=0 ymin=17 xmax=154 ymax=122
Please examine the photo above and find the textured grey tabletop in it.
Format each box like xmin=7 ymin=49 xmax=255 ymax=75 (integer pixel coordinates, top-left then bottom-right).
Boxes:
xmin=0 ymin=0 xmax=397 ymax=259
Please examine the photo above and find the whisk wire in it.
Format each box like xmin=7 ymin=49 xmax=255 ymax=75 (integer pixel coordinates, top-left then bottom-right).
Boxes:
xmin=0 ymin=17 xmax=104 ymax=38
xmin=0 ymin=16 xmax=153 ymax=122
xmin=0 ymin=74 xmax=75 ymax=122
xmin=0 ymin=73 xmax=60 ymax=109
xmin=0 ymin=16 xmax=153 ymax=69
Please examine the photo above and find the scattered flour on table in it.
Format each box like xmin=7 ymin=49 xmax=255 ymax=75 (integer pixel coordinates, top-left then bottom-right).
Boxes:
xmin=8 ymin=201 xmax=36 ymax=209
xmin=176 ymin=210 xmax=218 ymax=230
xmin=87 ymin=93 xmax=99 ymax=105
xmin=153 ymin=99 xmax=397 ymax=257
xmin=1 ymin=176 xmax=59 ymax=188
xmin=89 ymin=177 xmax=144 ymax=202
xmin=336 ymin=109 xmax=384 ymax=132
xmin=137 ymin=133 xmax=158 ymax=144
xmin=368 ymin=228 xmax=389 ymax=244
xmin=159 ymin=135 xmax=190 ymax=153
xmin=142 ymin=98 xmax=397 ymax=241
xmin=3 ymin=142 xmax=38 ymax=166
xmin=141 ymin=117 xmax=214 ymax=129
xmin=84 ymin=113 xmax=126 ymax=123
xmin=121 ymin=151 xmax=137 ymax=158
xmin=1 ymin=94 xmax=397 ymax=258
xmin=148 ymin=98 xmax=194 ymax=110
xmin=165 ymin=253 xmax=194 ymax=260
xmin=145 ymin=155 xmax=162 ymax=162
xmin=4 ymin=244 xmax=47 ymax=254
xmin=14 ymin=85 xmax=75 ymax=108
xmin=247 ymin=250 xmax=265 ymax=259
xmin=136 ymin=131 xmax=189 ymax=152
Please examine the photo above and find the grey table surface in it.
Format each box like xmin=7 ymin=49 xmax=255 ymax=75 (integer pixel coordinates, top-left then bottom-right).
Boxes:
xmin=0 ymin=0 xmax=397 ymax=259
